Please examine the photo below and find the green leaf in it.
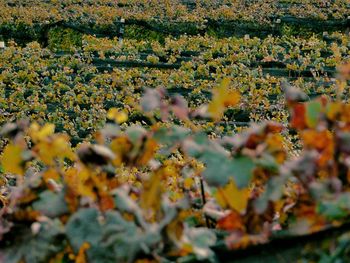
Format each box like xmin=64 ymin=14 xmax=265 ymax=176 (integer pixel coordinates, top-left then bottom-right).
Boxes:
xmin=182 ymin=227 xmax=216 ymax=260
xmin=306 ymin=100 xmax=322 ymax=128
xmin=230 ymin=156 xmax=256 ymax=188
xmin=125 ymin=125 xmax=147 ymax=145
xmin=153 ymin=126 xmax=190 ymax=145
xmin=99 ymin=211 xmax=161 ymax=262
xmin=255 ymin=153 xmax=279 ymax=172
xmin=255 ymin=175 xmax=288 ymax=213
xmin=317 ymin=202 xmax=347 ymax=220
xmin=317 ymin=193 xmax=350 ymax=220
xmin=66 ymin=208 xmax=103 ymax=252
xmin=199 ymin=150 xmax=232 ymax=187
xmin=32 ymin=190 xmax=68 ymax=218
xmin=2 ymin=219 xmax=64 ymax=263
xmin=87 ymin=211 xmax=137 ymax=263
xmin=199 ymin=150 xmax=255 ymax=188
xmin=183 ymin=133 xmax=210 ymax=157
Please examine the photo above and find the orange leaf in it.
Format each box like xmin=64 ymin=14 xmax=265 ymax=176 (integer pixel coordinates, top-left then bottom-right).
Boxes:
xmin=217 ymin=211 xmax=244 ymax=231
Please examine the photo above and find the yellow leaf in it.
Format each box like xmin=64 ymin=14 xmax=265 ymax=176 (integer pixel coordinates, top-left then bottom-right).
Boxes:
xmin=75 ymin=242 xmax=90 ymax=263
xmin=110 ymin=136 xmax=132 ymax=166
xmin=35 ymin=134 xmax=75 ymax=165
xmin=107 ymin=108 xmax=128 ymax=124
xmin=29 ymin=123 xmax=55 ymax=142
xmin=43 ymin=168 xmax=60 ymax=183
xmin=65 ymin=166 xmax=95 ymax=199
xmin=326 ymin=102 xmax=342 ymax=121
xmin=208 ymin=78 xmax=240 ymax=121
xmin=137 ymin=138 xmax=158 ymax=165
xmin=140 ymin=172 xmax=162 ymax=212
xmin=2 ymin=144 xmax=24 ymax=175
xmin=183 ymin=177 xmax=194 ymax=189
xmin=215 ymin=179 xmax=249 ymax=214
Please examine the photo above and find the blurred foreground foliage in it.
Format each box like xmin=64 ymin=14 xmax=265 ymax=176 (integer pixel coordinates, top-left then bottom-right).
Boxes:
xmin=2 ymin=70 xmax=350 ymax=262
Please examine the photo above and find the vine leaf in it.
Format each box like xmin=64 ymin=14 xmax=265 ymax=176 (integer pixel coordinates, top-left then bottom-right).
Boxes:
xmin=208 ymin=78 xmax=240 ymax=121
xmin=1 ymin=144 xmax=24 ymax=175
xmin=216 ymin=180 xmax=250 ymax=214
xmin=66 ymin=208 xmax=103 ymax=252
xmin=107 ymin=108 xmax=128 ymax=124
xmin=306 ymin=101 xmax=323 ymax=128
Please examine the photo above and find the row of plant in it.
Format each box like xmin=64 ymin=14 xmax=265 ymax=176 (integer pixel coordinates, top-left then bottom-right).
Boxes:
xmin=1 ymin=0 xmax=349 ymax=25
xmin=2 ymin=75 xmax=350 ymax=261
xmin=79 ymin=33 xmax=350 ymax=71
xmin=38 ymin=32 xmax=349 ymax=74
xmin=1 ymin=34 xmax=347 ymax=144
xmin=1 ymin=0 xmax=349 ymax=42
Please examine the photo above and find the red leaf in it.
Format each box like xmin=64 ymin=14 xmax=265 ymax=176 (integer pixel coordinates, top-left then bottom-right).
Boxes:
xmin=217 ymin=211 xmax=245 ymax=231
xmin=291 ymin=103 xmax=306 ymax=129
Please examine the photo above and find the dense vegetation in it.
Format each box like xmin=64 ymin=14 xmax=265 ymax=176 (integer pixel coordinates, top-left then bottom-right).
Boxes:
xmin=2 ymin=1 xmax=350 ymax=262
xmin=1 ymin=33 xmax=349 ymax=146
